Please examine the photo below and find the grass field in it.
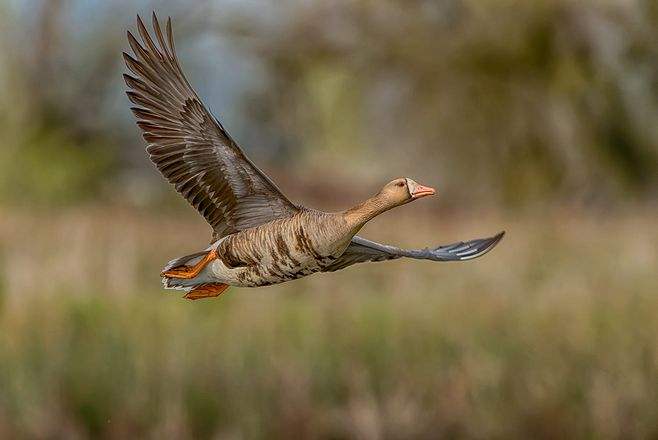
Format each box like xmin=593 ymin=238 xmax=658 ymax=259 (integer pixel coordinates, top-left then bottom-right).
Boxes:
xmin=0 ymin=207 xmax=657 ymax=438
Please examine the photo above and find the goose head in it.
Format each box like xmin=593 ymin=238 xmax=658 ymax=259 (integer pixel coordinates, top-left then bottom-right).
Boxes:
xmin=379 ymin=177 xmax=436 ymax=208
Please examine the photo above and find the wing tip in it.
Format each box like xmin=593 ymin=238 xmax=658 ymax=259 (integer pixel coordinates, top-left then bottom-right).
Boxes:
xmin=122 ymin=51 xmax=136 ymax=64
xmin=467 ymin=230 xmax=505 ymax=260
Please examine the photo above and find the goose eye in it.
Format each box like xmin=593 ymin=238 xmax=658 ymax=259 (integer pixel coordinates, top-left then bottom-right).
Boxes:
xmin=396 ymin=182 xmax=405 ymax=187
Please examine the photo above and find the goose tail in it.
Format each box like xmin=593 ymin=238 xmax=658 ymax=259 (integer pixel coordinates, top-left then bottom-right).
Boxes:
xmin=161 ymin=250 xmax=214 ymax=290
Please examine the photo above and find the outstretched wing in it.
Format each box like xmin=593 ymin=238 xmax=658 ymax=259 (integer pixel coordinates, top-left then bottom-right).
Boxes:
xmin=123 ymin=13 xmax=298 ymax=239
xmin=323 ymin=231 xmax=505 ymax=272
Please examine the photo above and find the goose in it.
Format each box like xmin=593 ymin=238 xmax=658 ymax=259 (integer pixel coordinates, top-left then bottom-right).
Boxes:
xmin=123 ymin=13 xmax=505 ymax=300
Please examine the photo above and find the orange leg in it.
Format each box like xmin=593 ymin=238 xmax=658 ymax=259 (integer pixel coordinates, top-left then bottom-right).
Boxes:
xmin=162 ymin=250 xmax=217 ymax=279
xmin=184 ymin=283 xmax=230 ymax=301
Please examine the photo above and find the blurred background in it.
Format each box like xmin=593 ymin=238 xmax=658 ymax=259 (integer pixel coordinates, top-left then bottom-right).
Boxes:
xmin=0 ymin=0 xmax=657 ymax=438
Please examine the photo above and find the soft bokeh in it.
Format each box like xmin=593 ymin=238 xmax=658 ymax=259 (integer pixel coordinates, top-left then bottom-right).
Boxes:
xmin=0 ymin=0 xmax=656 ymax=438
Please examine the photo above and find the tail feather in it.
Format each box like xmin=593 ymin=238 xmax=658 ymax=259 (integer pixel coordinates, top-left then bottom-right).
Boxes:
xmin=162 ymin=251 xmax=209 ymax=272
xmin=163 ymin=277 xmax=199 ymax=290
xmin=162 ymin=250 xmax=214 ymax=291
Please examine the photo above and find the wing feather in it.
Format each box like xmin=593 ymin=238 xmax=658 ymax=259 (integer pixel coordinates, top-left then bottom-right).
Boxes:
xmin=323 ymin=231 xmax=505 ymax=272
xmin=124 ymin=13 xmax=298 ymax=239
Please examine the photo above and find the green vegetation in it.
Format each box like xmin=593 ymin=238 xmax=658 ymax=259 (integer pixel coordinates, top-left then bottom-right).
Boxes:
xmin=2 ymin=288 xmax=657 ymax=438
xmin=0 ymin=210 xmax=656 ymax=438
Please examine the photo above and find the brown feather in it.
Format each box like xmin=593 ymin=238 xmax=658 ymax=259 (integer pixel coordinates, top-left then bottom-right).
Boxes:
xmin=124 ymin=13 xmax=298 ymax=240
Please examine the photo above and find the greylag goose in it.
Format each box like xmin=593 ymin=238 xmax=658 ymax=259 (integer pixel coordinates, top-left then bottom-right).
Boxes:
xmin=123 ymin=13 xmax=504 ymax=300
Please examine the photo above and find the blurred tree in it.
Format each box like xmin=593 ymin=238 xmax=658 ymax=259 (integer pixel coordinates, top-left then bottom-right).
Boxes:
xmin=0 ymin=0 xmax=656 ymax=207
xmin=0 ymin=0 xmax=210 ymax=204
xmin=223 ymin=0 xmax=658 ymax=207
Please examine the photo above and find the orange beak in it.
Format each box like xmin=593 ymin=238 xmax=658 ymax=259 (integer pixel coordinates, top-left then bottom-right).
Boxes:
xmin=411 ymin=183 xmax=436 ymax=199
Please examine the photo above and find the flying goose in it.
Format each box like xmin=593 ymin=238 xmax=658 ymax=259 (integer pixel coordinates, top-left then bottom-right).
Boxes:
xmin=123 ymin=13 xmax=504 ymax=300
